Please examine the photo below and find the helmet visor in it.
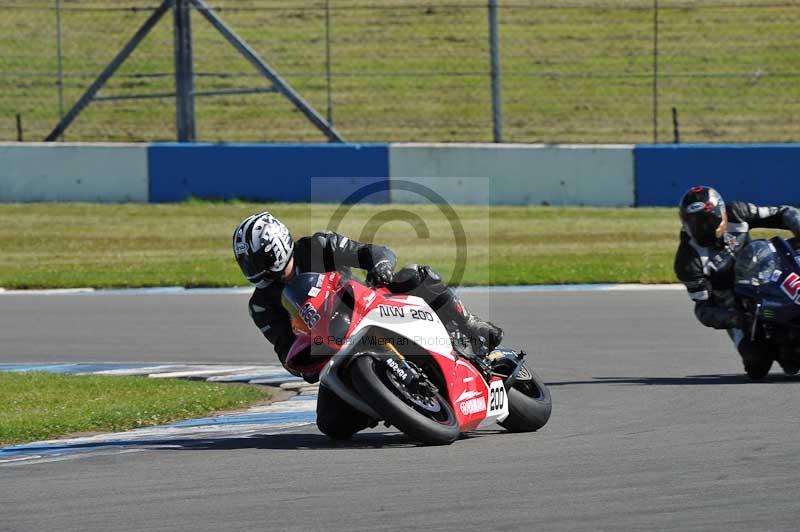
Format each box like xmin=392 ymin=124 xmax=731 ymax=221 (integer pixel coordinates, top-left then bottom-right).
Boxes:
xmin=685 ymin=211 xmax=725 ymax=247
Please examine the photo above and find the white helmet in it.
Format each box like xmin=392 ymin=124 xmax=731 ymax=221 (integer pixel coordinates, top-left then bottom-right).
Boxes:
xmin=232 ymin=212 xmax=294 ymax=287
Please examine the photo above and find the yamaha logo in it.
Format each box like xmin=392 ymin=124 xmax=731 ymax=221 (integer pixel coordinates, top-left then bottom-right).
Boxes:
xmin=459 ymin=396 xmax=487 ymax=415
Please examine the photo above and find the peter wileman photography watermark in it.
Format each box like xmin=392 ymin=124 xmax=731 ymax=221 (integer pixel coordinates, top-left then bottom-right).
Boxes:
xmin=311 ymin=334 xmax=453 ymax=349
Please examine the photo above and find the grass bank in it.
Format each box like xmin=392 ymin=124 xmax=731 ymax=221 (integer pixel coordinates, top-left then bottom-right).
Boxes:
xmin=3 ymin=201 xmax=788 ymax=288
xmin=0 ymin=372 xmax=270 ymax=446
xmin=0 ymin=202 xmax=688 ymax=288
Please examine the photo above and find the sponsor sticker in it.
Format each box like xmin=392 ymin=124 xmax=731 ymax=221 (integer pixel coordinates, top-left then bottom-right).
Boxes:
xmin=308 ymin=287 xmax=320 ymax=298
xmin=386 ymin=358 xmax=409 ymax=382
xmin=685 ymin=201 xmax=707 ymax=214
xmin=410 ymin=309 xmax=434 ymax=322
xmin=780 ymin=272 xmax=800 ymax=304
xmin=771 ymin=269 xmax=782 ymax=283
xmin=300 ymin=303 xmax=321 ymax=329
xmin=459 ymin=396 xmax=487 ymax=416
xmin=362 ymin=291 xmax=377 ymax=307
xmin=378 ymin=305 xmax=405 ymax=318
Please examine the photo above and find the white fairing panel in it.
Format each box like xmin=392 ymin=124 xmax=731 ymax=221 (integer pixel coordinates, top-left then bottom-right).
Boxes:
xmin=484 ymin=378 xmax=509 ymax=424
xmin=353 ymin=295 xmax=454 ymax=358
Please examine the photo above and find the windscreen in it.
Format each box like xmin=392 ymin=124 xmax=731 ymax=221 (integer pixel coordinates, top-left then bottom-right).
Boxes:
xmin=735 ymin=240 xmax=777 ymax=286
xmin=281 ymin=273 xmax=326 ymax=334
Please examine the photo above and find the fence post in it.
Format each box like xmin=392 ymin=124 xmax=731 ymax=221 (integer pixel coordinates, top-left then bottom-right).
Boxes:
xmin=174 ymin=0 xmax=196 ymax=142
xmin=652 ymin=0 xmax=659 ymax=143
xmin=325 ymin=0 xmax=333 ymax=125
xmin=55 ymin=0 xmax=65 ymax=140
xmin=488 ymin=0 xmax=503 ymax=143
xmin=672 ymin=107 xmax=679 ymax=143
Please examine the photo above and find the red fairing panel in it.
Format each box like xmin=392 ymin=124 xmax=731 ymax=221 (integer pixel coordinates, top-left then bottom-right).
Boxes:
xmin=448 ymin=357 xmax=491 ymax=432
xmin=284 ymin=334 xmax=329 ymax=381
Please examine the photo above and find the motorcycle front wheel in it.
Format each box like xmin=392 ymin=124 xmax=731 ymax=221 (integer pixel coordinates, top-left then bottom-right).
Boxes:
xmin=351 ymin=354 xmax=460 ymax=445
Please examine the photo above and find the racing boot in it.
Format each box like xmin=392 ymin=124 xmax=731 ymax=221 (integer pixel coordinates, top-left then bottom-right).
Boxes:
xmin=435 ymin=290 xmax=503 ymax=356
xmin=463 ymin=313 xmax=504 ymax=356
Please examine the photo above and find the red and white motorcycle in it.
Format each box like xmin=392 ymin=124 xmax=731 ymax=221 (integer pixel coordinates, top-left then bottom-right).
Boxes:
xmin=282 ymin=271 xmax=552 ymax=445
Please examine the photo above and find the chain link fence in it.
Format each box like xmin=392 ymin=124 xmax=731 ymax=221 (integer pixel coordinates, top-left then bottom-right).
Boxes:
xmin=1 ymin=0 xmax=798 ymax=143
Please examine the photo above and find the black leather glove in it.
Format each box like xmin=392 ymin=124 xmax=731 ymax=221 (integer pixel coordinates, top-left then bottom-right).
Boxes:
xmin=731 ymin=309 xmax=754 ymax=330
xmin=366 ymin=260 xmax=394 ymax=287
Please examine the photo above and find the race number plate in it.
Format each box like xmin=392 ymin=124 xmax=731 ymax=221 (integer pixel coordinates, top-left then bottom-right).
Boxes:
xmin=486 ymin=378 xmax=509 ymax=421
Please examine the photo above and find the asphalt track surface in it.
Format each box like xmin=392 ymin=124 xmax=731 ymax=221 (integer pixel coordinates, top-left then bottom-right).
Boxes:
xmin=2 ymin=289 xmax=800 ymax=531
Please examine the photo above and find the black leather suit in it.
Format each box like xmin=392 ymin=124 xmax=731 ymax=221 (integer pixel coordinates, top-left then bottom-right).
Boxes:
xmin=674 ymin=201 xmax=800 ymax=357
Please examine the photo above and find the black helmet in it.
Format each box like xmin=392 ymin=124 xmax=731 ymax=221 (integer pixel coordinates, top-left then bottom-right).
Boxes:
xmin=232 ymin=212 xmax=294 ymax=287
xmin=679 ymin=186 xmax=727 ymax=247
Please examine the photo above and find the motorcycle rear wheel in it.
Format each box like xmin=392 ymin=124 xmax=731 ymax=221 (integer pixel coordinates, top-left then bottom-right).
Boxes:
xmin=498 ymin=363 xmax=552 ymax=433
xmin=744 ymin=358 xmax=773 ymax=380
xmin=351 ymin=354 xmax=460 ymax=445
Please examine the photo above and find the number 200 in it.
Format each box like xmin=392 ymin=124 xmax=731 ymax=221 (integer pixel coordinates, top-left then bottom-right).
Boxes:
xmin=489 ymin=387 xmax=505 ymax=410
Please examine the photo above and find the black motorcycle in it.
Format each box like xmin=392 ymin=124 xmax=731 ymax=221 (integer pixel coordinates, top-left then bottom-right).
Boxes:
xmin=734 ymin=236 xmax=800 ymax=379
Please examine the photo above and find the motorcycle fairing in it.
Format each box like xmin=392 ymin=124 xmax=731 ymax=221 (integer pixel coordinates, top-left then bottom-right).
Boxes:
xmin=287 ymin=271 xmax=506 ymax=431
xmin=352 ymin=295 xmax=454 ymax=359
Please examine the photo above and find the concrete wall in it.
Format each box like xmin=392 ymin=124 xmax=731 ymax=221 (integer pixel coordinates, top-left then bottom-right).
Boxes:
xmin=3 ymin=142 xmax=799 ymax=206
xmin=0 ymin=143 xmax=148 ymax=202
xmin=389 ymin=143 xmax=635 ymax=206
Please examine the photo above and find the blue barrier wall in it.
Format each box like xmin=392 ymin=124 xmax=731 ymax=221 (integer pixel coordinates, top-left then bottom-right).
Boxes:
xmin=5 ymin=142 xmax=799 ymax=206
xmin=635 ymin=144 xmax=800 ymax=207
xmin=148 ymin=143 xmax=390 ymax=203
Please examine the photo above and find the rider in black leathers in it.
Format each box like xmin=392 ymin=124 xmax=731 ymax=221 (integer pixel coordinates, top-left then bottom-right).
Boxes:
xmin=232 ymin=211 xmax=502 ymax=439
xmin=674 ymin=186 xmax=800 ymax=375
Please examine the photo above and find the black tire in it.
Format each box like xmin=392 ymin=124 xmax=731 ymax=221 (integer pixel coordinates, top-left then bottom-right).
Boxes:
xmin=498 ymin=364 xmax=552 ymax=433
xmin=776 ymin=351 xmax=800 ymax=376
xmin=744 ymin=358 xmax=773 ymax=380
xmin=779 ymin=362 xmax=800 ymax=376
xmin=316 ymin=385 xmax=373 ymax=440
xmin=350 ymin=355 xmax=460 ymax=445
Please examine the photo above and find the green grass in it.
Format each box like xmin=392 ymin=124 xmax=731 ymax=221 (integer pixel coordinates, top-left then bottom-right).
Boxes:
xmin=1 ymin=1 xmax=798 ymax=143
xmin=0 ymin=202 xmax=683 ymax=288
xmin=0 ymin=372 xmax=270 ymax=445
xmin=1 ymin=202 xmax=792 ymax=289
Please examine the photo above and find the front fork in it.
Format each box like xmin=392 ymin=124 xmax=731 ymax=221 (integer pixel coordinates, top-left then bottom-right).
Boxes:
xmin=750 ymin=302 xmax=762 ymax=342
